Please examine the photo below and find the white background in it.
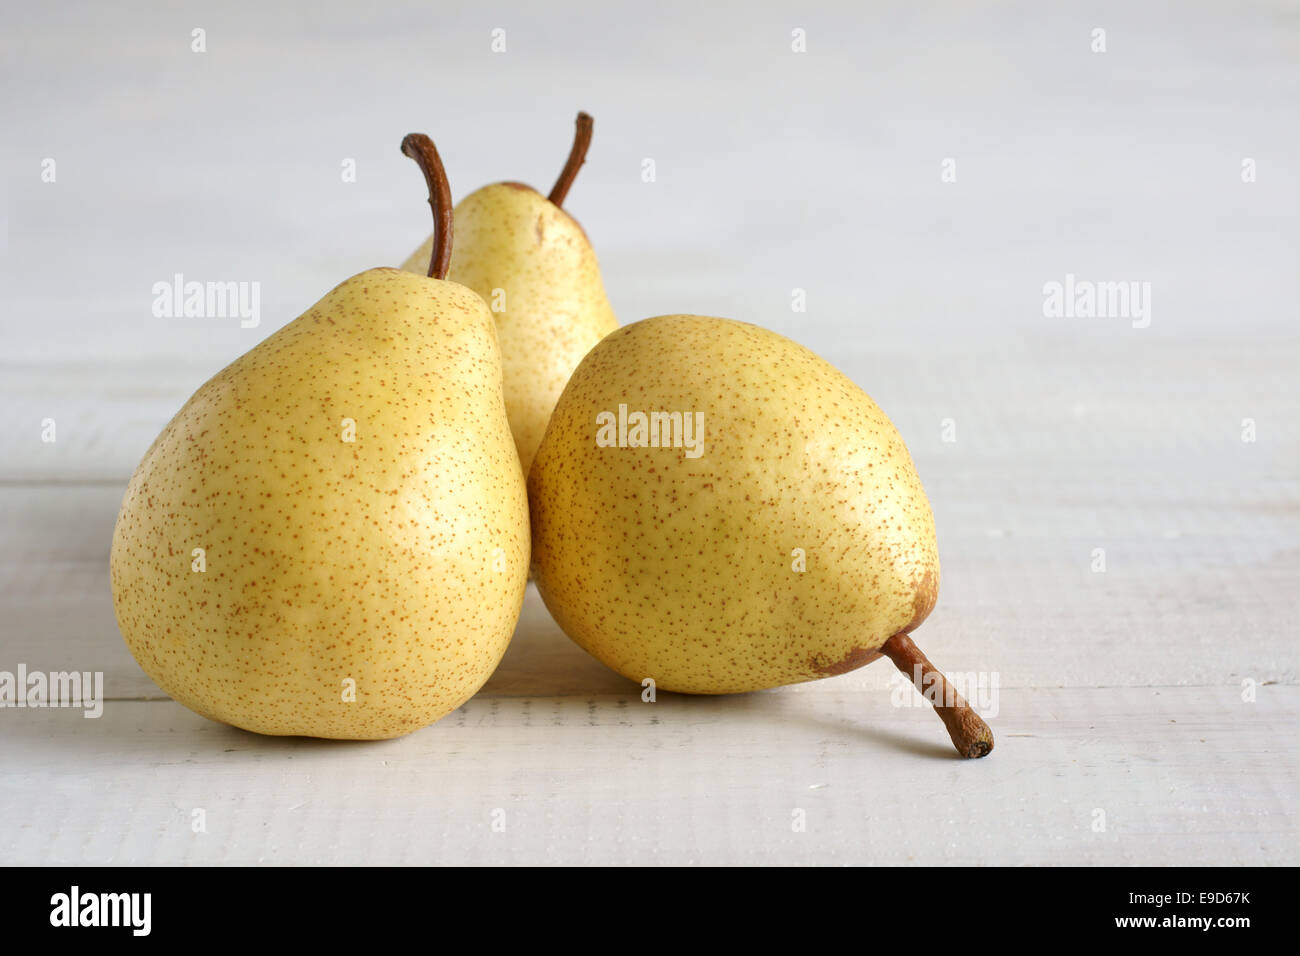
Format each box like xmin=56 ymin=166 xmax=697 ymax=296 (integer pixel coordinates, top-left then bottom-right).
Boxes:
xmin=1 ymin=1 xmax=1297 ymax=864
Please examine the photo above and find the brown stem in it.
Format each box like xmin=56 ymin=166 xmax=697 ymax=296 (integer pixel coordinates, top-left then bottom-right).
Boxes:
xmin=881 ymin=632 xmax=994 ymax=759
xmin=400 ymin=133 xmax=454 ymax=279
xmin=547 ymin=111 xmax=594 ymax=207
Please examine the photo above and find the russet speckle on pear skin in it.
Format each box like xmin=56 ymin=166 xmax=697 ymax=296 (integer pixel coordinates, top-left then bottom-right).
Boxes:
xmin=109 ymin=267 xmax=530 ymax=739
xmin=528 ymin=315 xmax=939 ymax=696
xmin=401 ymin=183 xmax=619 ymax=477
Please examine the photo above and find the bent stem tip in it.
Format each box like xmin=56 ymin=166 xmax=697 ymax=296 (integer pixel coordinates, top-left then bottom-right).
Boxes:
xmin=881 ymin=632 xmax=994 ymax=759
xmin=547 ymin=111 xmax=594 ymax=207
xmin=400 ymin=133 xmax=454 ymax=279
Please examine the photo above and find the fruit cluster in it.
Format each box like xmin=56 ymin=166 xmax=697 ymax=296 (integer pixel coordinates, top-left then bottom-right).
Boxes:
xmin=110 ymin=115 xmax=992 ymax=758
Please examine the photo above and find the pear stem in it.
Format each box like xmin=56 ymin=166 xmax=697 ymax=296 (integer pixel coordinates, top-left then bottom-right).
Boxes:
xmin=881 ymin=632 xmax=994 ymax=759
xmin=400 ymin=133 xmax=454 ymax=280
xmin=547 ymin=111 xmax=594 ymax=207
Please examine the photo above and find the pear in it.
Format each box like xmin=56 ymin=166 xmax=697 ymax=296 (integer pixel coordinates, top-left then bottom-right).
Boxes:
xmin=401 ymin=112 xmax=618 ymax=476
xmin=528 ymin=315 xmax=993 ymax=757
xmin=109 ymin=135 xmax=529 ymax=739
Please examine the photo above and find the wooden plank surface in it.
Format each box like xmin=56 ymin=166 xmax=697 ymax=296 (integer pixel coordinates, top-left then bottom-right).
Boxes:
xmin=4 ymin=686 xmax=1296 ymax=866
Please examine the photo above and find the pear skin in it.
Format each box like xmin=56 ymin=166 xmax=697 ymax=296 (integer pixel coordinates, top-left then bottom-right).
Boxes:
xmin=110 ymin=268 xmax=529 ymax=738
xmin=528 ymin=314 xmax=936 ymax=694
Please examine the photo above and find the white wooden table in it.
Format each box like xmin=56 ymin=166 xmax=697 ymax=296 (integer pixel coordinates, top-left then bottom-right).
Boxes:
xmin=2 ymin=2 xmax=1297 ymax=865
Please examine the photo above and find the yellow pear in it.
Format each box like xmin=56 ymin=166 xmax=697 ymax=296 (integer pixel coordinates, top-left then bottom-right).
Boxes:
xmin=401 ymin=112 xmax=618 ymax=476
xmin=528 ymin=315 xmax=993 ymax=757
xmin=109 ymin=136 xmax=529 ymax=739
